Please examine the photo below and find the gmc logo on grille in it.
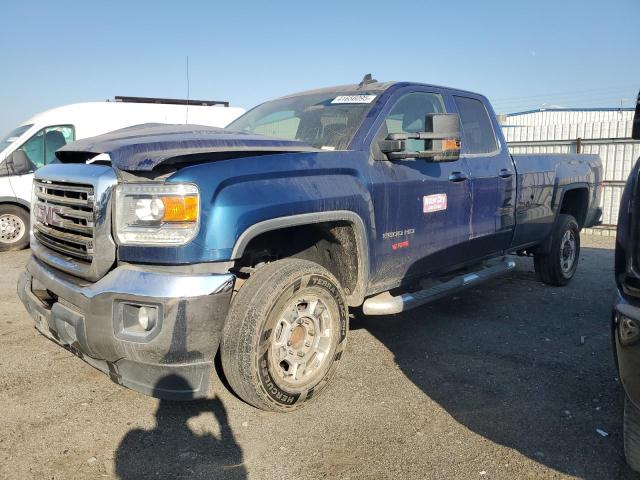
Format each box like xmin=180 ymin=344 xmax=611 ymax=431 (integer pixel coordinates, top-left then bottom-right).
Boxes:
xmin=35 ymin=203 xmax=65 ymax=228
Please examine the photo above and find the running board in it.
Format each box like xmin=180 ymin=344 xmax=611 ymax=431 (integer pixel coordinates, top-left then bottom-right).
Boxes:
xmin=362 ymin=258 xmax=516 ymax=315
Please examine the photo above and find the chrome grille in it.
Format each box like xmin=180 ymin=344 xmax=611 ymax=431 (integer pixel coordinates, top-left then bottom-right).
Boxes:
xmin=33 ymin=181 xmax=95 ymax=262
xmin=31 ymin=164 xmax=117 ymax=282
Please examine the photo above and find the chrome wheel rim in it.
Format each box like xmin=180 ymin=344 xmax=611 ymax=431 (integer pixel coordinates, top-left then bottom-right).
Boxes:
xmin=269 ymin=295 xmax=335 ymax=389
xmin=560 ymin=230 xmax=576 ymax=274
xmin=0 ymin=214 xmax=25 ymax=244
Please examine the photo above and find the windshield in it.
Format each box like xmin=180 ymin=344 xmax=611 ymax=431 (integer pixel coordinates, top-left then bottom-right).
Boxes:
xmin=0 ymin=124 xmax=33 ymax=153
xmin=227 ymin=91 xmax=379 ymax=150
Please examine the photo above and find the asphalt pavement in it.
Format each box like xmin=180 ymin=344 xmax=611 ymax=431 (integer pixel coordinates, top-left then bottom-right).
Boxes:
xmin=1 ymin=235 xmax=637 ymax=479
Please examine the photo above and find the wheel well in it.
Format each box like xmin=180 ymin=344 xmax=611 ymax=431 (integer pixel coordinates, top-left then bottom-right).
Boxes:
xmin=234 ymin=221 xmax=361 ymax=302
xmin=0 ymin=201 xmax=29 ymax=213
xmin=560 ymin=188 xmax=588 ymax=228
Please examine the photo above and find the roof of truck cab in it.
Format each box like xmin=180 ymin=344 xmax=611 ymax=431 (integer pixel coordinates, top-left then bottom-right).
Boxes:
xmin=276 ymin=81 xmax=397 ymax=99
xmin=276 ymin=81 xmax=486 ymax=100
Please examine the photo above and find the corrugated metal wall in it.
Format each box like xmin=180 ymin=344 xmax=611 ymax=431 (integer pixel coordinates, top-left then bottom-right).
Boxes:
xmin=503 ymin=109 xmax=635 ymax=126
xmin=503 ymin=109 xmax=640 ymax=235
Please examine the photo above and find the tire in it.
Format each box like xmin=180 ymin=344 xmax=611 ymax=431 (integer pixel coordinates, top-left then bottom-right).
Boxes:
xmin=0 ymin=204 xmax=30 ymax=252
xmin=625 ymin=395 xmax=640 ymax=473
xmin=534 ymin=214 xmax=580 ymax=286
xmin=221 ymin=258 xmax=348 ymax=412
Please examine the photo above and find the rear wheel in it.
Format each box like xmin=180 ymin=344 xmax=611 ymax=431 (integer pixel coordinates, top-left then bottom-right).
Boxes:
xmin=0 ymin=205 xmax=29 ymax=252
xmin=534 ymin=214 xmax=580 ymax=286
xmin=221 ymin=258 xmax=348 ymax=411
xmin=625 ymin=395 xmax=640 ymax=473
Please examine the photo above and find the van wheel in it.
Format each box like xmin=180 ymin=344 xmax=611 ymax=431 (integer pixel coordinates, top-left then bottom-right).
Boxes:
xmin=534 ymin=214 xmax=580 ymax=286
xmin=221 ymin=258 xmax=348 ymax=412
xmin=0 ymin=205 xmax=29 ymax=251
xmin=625 ymin=395 xmax=640 ymax=473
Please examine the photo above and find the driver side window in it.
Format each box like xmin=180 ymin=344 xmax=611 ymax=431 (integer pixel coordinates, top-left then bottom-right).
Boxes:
xmin=18 ymin=125 xmax=75 ymax=169
xmin=379 ymin=92 xmax=445 ymax=153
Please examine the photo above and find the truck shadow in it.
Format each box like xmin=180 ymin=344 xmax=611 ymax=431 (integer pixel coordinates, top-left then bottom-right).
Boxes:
xmin=114 ymin=300 xmax=246 ymax=480
xmin=353 ymin=247 xmax=638 ymax=479
xmin=114 ymin=375 xmax=247 ymax=480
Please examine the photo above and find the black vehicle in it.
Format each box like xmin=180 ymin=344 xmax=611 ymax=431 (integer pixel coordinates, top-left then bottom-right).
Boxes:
xmin=613 ymin=90 xmax=640 ymax=472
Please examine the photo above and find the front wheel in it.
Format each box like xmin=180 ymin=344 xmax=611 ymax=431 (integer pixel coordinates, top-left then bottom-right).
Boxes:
xmin=625 ymin=395 xmax=640 ymax=473
xmin=221 ymin=258 xmax=348 ymax=411
xmin=0 ymin=205 xmax=30 ymax=252
xmin=534 ymin=214 xmax=580 ymax=286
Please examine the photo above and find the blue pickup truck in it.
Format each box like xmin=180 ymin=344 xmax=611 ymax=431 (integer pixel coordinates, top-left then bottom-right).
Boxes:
xmin=613 ymin=90 xmax=640 ymax=472
xmin=17 ymin=77 xmax=602 ymax=411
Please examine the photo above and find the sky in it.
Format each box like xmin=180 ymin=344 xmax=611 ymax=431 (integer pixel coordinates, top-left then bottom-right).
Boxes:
xmin=1 ymin=0 xmax=639 ymax=136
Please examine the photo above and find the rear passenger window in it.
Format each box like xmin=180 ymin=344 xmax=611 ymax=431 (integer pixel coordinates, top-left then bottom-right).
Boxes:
xmin=454 ymin=96 xmax=498 ymax=154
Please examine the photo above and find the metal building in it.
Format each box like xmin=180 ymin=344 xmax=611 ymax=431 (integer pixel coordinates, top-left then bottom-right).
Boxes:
xmin=503 ymin=108 xmax=640 ymax=235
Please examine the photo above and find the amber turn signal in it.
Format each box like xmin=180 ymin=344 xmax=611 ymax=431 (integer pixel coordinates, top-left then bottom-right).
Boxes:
xmin=442 ymin=139 xmax=461 ymax=151
xmin=161 ymin=195 xmax=199 ymax=222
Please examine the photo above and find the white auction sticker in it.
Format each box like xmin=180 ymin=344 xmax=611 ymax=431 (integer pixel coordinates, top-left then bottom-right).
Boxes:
xmin=331 ymin=95 xmax=377 ymax=104
xmin=423 ymin=193 xmax=447 ymax=213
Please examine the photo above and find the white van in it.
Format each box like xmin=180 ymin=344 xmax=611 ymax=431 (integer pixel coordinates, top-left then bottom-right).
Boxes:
xmin=0 ymin=97 xmax=244 ymax=250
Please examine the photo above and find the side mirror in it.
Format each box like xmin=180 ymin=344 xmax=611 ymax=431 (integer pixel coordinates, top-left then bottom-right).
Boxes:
xmin=6 ymin=150 xmax=35 ymax=175
xmin=633 ymin=90 xmax=640 ymax=140
xmin=378 ymin=113 xmax=461 ymax=162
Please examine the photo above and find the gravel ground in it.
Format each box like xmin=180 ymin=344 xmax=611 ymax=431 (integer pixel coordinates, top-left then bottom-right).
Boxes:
xmin=1 ymin=235 xmax=638 ymax=480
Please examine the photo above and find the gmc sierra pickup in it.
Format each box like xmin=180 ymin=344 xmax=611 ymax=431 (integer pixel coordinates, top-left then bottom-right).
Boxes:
xmin=18 ymin=77 xmax=602 ymax=411
xmin=613 ymin=90 xmax=640 ymax=472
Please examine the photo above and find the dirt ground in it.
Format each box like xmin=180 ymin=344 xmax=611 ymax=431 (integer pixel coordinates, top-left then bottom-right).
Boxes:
xmin=1 ymin=235 xmax=638 ymax=480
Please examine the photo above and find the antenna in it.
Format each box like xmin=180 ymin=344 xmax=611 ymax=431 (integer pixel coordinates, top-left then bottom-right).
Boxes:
xmin=185 ymin=55 xmax=190 ymax=124
xmin=358 ymin=73 xmax=377 ymax=89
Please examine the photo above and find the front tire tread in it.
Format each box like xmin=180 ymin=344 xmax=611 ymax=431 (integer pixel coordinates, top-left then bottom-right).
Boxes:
xmin=221 ymin=258 xmax=347 ymax=412
xmin=625 ymin=395 xmax=640 ymax=473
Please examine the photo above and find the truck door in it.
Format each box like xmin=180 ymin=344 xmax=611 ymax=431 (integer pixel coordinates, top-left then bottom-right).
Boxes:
xmin=452 ymin=95 xmax=515 ymax=255
xmin=368 ymin=90 xmax=473 ymax=291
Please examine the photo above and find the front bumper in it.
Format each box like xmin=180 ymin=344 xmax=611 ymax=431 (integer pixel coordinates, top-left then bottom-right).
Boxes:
xmin=613 ymin=291 xmax=640 ymax=408
xmin=18 ymin=256 xmax=234 ymax=400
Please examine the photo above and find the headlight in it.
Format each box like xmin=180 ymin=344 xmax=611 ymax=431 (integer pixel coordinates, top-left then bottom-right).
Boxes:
xmin=114 ymin=183 xmax=199 ymax=245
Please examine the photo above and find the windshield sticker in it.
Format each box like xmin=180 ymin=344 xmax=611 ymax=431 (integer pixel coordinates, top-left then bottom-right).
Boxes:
xmin=331 ymin=95 xmax=376 ymax=104
xmin=423 ymin=194 xmax=447 ymax=213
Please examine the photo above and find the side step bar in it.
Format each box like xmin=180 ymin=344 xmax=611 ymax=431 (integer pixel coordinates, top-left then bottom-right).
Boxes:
xmin=362 ymin=258 xmax=516 ymax=316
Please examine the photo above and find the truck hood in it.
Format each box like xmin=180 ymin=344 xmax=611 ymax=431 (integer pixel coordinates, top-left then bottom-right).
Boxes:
xmin=55 ymin=123 xmax=321 ymax=172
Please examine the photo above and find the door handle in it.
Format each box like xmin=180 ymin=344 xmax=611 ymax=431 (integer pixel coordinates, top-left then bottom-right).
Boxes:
xmin=448 ymin=171 xmax=468 ymax=182
xmin=499 ymin=168 xmax=514 ymax=178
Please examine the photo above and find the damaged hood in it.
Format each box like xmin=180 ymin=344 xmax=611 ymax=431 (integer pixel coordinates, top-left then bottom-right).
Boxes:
xmin=55 ymin=123 xmax=321 ymax=172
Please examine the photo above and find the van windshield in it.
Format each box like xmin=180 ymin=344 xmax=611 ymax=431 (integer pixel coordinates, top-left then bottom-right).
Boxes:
xmin=227 ymin=91 xmax=379 ymax=150
xmin=0 ymin=125 xmax=33 ymax=153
